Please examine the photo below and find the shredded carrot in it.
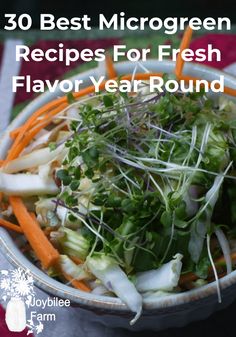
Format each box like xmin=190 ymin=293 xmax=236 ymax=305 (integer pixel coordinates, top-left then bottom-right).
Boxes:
xmin=8 ymin=120 xmax=56 ymax=161
xmin=6 ymin=103 xmax=68 ymax=162
xmin=179 ymin=272 xmax=198 ymax=285
xmin=69 ymin=256 xmax=84 ymax=265
xmin=63 ymin=272 xmax=91 ymax=292
xmin=215 ymin=252 xmax=236 ymax=266
xmin=121 ymin=73 xmax=163 ymax=81
xmin=10 ymin=127 xmax=22 ymax=139
xmin=9 ymin=196 xmax=59 ymax=269
xmin=180 ymin=252 xmax=236 ymax=286
xmin=175 ymin=26 xmax=193 ymax=78
xmin=174 ymin=26 xmax=236 ymax=96
xmin=0 ymin=218 xmax=23 ymax=233
xmin=44 ymin=227 xmax=57 ymax=237
xmin=105 ymin=52 xmax=117 ymax=79
xmin=207 ymin=272 xmax=226 ymax=283
xmin=6 ymin=101 xmax=67 ymax=161
xmin=29 ymin=212 xmax=38 ymax=223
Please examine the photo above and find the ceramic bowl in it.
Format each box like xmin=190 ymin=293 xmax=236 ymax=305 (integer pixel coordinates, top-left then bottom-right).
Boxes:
xmin=1 ymin=60 xmax=236 ymax=331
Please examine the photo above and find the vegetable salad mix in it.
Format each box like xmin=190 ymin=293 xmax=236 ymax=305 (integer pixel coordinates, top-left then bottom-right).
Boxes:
xmin=1 ymin=77 xmax=236 ymax=323
xmin=3 ymin=24 xmax=236 ymax=325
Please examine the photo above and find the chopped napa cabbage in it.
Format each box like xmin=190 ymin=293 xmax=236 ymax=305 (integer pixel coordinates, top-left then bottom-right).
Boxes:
xmin=59 ymin=227 xmax=90 ymax=260
xmin=60 ymin=255 xmax=89 ymax=280
xmin=0 ymin=172 xmax=59 ymax=196
xmin=142 ymin=290 xmax=173 ymax=304
xmin=3 ymin=144 xmax=67 ymax=174
xmin=86 ymin=255 xmax=142 ymax=324
xmin=135 ymin=254 xmax=183 ymax=292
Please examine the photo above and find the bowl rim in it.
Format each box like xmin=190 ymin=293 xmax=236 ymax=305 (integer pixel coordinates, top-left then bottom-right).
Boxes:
xmin=1 ymin=59 xmax=236 ymax=313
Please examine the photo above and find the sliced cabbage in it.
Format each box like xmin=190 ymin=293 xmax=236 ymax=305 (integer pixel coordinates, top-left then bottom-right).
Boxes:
xmin=135 ymin=254 xmax=183 ymax=292
xmin=86 ymin=255 xmax=142 ymax=324
xmin=188 ymin=166 xmax=231 ymax=263
xmin=91 ymin=285 xmax=111 ymax=296
xmin=188 ymin=221 xmax=206 ymax=263
xmin=183 ymin=185 xmax=199 ymax=217
xmin=142 ymin=290 xmax=173 ymax=304
xmin=0 ymin=172 xmax=59 ymax=196
xmin=60 ymin=255 xmax=89 ymax=280
xmin=3 ymin=144 xmax=67 ymax=174
xmin=59 ymin=227 xmax=90 ymax=260
xmin=22 ymin=122 xmax=68 ymax=154
xmin=35 ymin=194 xmax=99 ymax=227
xmin=36 ymin=198 xmax=68 ymax=226
xmin=215 ymin=228 xmax=232 ymax=274
xmin=38 ymin=163 xmax=52 ymax=183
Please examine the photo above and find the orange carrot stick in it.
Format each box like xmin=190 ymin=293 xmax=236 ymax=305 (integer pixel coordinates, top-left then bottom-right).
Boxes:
xmin=179 ymin=272 xmax=198 ymax=285
xmin=29 ymin=212 xmax=38 ymax=223
xmin=215 ymin=252 xmax=236 ymax=266
xmin=0 ymin=218 xmax=23 ymax=233
xmin=105 ymin=52 xmax=117 ymax=79
xmin=69 ymin=256 xmax=84 ymax=265
xmin=6 ymin=103 xmax=68 ymax=162
xmin=6 ymin=101 xmax=68 ymax=161
xmin=9 ymin=196 xmax=59 ymax=269
xmin=44 ymin=227 xmax=57 ymax=237
xmin=180 ymin=252 xmax=236 ymax=286
xmin=175 ymin=26 xmax=193 ymax=78
xmin=10 ymin=127 xmax=23 ymax=139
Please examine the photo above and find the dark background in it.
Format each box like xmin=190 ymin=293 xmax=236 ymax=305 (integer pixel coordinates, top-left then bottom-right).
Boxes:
xmin=0 ymin=0 xmax=235 ymax=28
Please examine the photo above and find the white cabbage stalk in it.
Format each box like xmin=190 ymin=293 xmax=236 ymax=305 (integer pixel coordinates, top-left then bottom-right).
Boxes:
xmin=3 ymin=144 xmax=67 ymax=174
xmin=218 ymin=96 xmax=236 ymax=113
xmin=188 ymin=165 xmax=231 ymax=264
xmin=188 ymin=221 xmax=206 ymax=263
xmin=36 ymin=198 xmax=74 ymax=227
xmin=60 ymin=255 xmax=89 ymax=280
xmin=89 ymin=280 xmax=111 ymax=295
xmin=78 ymin=196 xmax=101 ymax=216
xmin=142 ymin=290 xmax=172 ymax=303
xmin=86 ymin=255 xmax=142 ymax=324
xmin=79 ymin=178 xmax=95 ymax=193
xmin=135 ymin=254 xmax=183 ymax=292
xmin=0 ymin=172 xmax=59 ymax=196
xmin=215 ymin=228 xmax=232 ymax=274
xmin=38 ymin=163 xmax=52 ymax=183
xmin=183 ymin=185 xmax=199 ymax=217
xmin=91 ymin=285 xmax=111 ymax=296
xmin=36 ymin=198 xmax=68 ymax=226
xmin=23 ymin=123 xmax=68 ymax=154
xmin=60 ymin=227 xmax=90 ymax=260
xmin=66 ymin=107 xmax=81 ymax=120
xmin=35 ymin=194 xmax=99 ymax=227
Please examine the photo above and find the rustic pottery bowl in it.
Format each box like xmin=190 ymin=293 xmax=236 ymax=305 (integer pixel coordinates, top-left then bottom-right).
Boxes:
xmin=1 ymin=60 xmax=236 ymax=331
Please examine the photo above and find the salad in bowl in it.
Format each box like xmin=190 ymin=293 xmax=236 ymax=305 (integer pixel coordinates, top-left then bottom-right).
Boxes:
xmin=1 ymin=28 xmax=236 ymax=328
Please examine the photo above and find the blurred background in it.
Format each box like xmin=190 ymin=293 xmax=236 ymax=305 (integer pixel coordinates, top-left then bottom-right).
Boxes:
xmin=0 ymin=0 xmax=236 ymax=28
